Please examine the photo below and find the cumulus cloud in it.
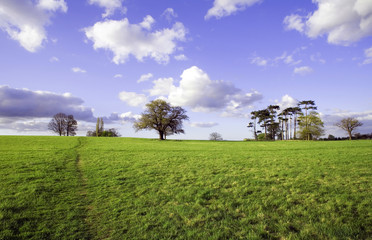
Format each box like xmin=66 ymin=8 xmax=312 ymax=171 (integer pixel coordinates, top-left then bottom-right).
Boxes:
xmin=88 ymin=0 xmax=126 ymax=18
xmin=284 ymin=0 xmax=372 ymax=45
xmin=148 ymin=66 xmax=262 ymax=113
xmin=205 ymin=0 xmax=262 ymax=19
xmin=0 ymin=85 xmax=94 ymax=121
xmin=283 ymin=14 xmax=305 ymax=32
xmin=137 ymin=73 xmax=153 ymax=83
xmin=275 ymin=94 xmax=299 ymax=110
xmin=0 ymin=0 xmax=67 ymax=52
xmin=72 ymin=67 xmax=86 ymax=73
xmin=84 ymin=16 xmax=187 ymax=64
xmin=190 ymin=122 xmax=219 ymax=128
xmin=148 ymin=78 xmax=175 ymax=96
xmin=162 ymin=8 xmax=178 ymax=21
xmin=118 ymin=91 xmax=148 ymax=107
xmin=363 ymin=46 xmax=372 ymax=64
xmin=139 ymin=15 xmax=155 ymax=30
xmin=294 ymin=66 xmax=313 ymax=75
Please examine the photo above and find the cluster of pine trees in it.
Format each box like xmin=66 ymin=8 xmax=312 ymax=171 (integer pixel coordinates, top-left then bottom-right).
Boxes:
xmin=248 ymin=100 xmax=324 ymax=141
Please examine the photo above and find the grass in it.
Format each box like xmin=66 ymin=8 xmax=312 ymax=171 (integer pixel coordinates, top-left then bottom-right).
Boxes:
xmin=1 ymin=136 xmax=371 ymax=239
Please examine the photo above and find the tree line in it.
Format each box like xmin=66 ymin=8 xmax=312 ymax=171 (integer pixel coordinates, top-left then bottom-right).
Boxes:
xmin=247 ymin=100 xmax=364 ymax=141
xmin=247 ymin=100 xmax=324 ymax=140
xmin=48 ymin=99 xmax=364 ymax=141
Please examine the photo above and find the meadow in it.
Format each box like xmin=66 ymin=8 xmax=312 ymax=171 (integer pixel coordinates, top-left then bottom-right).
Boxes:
xmin=0 ymin=136 xmax=371 ymax=239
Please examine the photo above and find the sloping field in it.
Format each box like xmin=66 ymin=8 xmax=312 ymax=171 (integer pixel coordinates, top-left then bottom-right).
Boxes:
xmin=0 ymin=136 xmax=371 ymax=239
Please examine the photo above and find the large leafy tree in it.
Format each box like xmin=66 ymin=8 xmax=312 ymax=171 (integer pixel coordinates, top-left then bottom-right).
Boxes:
xmin=133 ymin=99 xmax=189 ymax=140
xmin=298 ymin=100 xmax=317 ymax=140
xmin=335 ymin=117 xmax=363 ymax=140
xmin=298 ymin=111 xmax=324 ymax=140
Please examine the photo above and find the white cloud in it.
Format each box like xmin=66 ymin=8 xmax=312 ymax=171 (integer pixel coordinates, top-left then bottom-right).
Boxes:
xmin=139 ymin=15 xmax=155 ymax=30
xmin=205 ymin=0 xmax=262 ymax=19
xmin=174 ymin=54 xmax=188 ymax=61
xmin=275 ymin=94 xmax=299 ymax=110
xmin=275 ymin=52 xmax=302 ymax=65
xmin=0 ymin=0 xmax=67 ymax=52
xmin=49 ymin=56 xmax=59 ymax=62
xmin=293 ymin=66 xmax=313 ymax=75
xmin=148 ymin=78 xmax=175 ymax=97
xmin=149 ymin=66 xmax=262 ymax=113
xmin=88 ymin=0 xmax=126 ymax=18
xmin=137 ymin=73 xmax=153 ymax=83
xmin=284 ymin=0 xmax=372 ymax=45
xmin=84 ymin=16 xmax=187 ymax=64
xmin=118 ymin=91 xmax=148 ymax=107
xmin=363 ymin=46 xmax=372 ymax=64
xmin=114 ymin=74 xmax=123 ymax=78
xmin=37 ymin=0 xmax=67 ymax=12
xmin=72 ymin=67 xmax=87 ymax=73
xmin=251 ymin=56 xmax=268 ymax=66
xmin=283 ymin=14 xmax=305 ymax=32
xmin=190 ymin=122 xmax=219 ymax=128
xmin=251 ymin=52 xmax=302 ymax=67
xmin=162 ymin=8 xmax=178 ymax=21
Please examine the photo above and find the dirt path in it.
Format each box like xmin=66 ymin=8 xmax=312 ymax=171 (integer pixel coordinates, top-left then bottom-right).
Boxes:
xmin=74 ymin=137 xmax=95 ymax=239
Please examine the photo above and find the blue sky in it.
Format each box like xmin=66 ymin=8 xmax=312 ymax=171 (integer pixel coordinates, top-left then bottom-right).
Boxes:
xmin=1 ymin=0 xmax=372 ymax=140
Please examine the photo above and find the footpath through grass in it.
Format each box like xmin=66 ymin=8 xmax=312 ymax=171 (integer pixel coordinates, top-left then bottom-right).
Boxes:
xmin=0 ymin=136 xmax=371 ymax=239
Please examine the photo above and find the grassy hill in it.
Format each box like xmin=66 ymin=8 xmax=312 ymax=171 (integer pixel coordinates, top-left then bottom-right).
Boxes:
xmin=1 ymin=136 xmax=371 ymax=239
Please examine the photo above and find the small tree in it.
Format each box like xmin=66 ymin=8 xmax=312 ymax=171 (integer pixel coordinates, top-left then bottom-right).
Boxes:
xmin=209 ymin=132 xmax=223 ymax=141
xmin=335 ymin=117 xmax=363 ymax=140
xmin=133 ymin=99 xmax=188 ymax=140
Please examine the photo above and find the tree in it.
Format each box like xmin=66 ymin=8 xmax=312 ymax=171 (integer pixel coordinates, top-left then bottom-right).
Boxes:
xmin=209 ymin=132 xmax=223 ymax=141
xmin=267 ymin=105 xmax=280 ymax=140
xmin=290 ymin=107 xmax=302 ymax=139
xmin=248 ymin=110 xmax=260 ymax=140
xmin=335 ymin=117 xmax=363 ymax=140
xmin=257 ymin=109 xmax=270 ymax=140
xmin=133 ymin=99 xmax=188 ymax=140
xmin=298 ymin=111 xmax=324 ymax=140
xmin=48 ymin=113 xmax=67 ymax=136
xmin=298 ymin=100 xmax=317 ymax=140
xmin=48 ymin=113 xmax=77 ymax=136
xmin=66 ymin=115 xmax=77 ymax=136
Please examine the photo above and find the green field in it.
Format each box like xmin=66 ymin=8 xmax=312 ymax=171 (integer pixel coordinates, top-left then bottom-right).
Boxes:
xmin=0 ymin=136 xmax=371 ymax=239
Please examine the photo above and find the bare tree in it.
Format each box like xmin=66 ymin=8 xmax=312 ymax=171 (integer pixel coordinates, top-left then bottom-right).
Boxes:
xmin=66 ymin=115 xmax=78 ymax=136
xmin=335 ymin=117 xmax=363 ymax=140
xmin=209 ymin=132 xmax=223 ymax=141
xmin=48 ymin=113 xmax=67 ymax=136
